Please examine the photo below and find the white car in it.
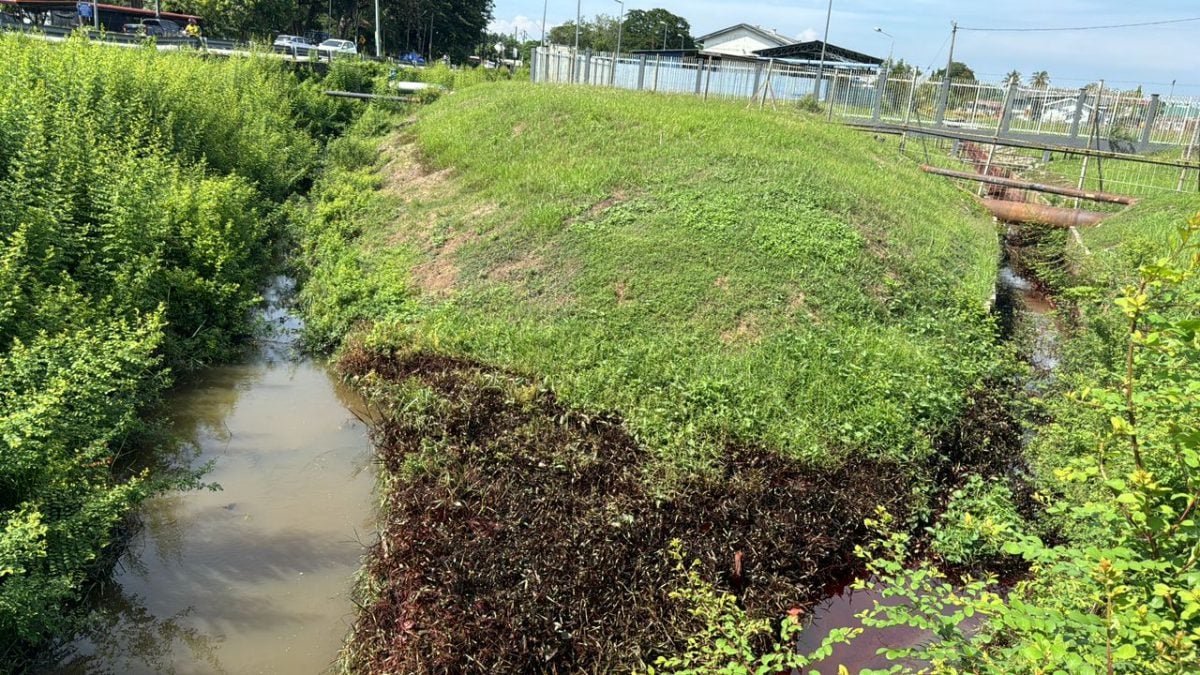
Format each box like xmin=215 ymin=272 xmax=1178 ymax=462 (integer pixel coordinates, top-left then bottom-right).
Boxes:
xmin=274 ymin=34 xmax=315 ymax=51
xmin=317 ymin=39 xmax=357 ymax=56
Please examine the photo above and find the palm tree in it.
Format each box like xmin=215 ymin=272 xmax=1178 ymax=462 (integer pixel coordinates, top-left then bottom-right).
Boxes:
xmin=1031 ymin=70 xmax=1050 ymax=89
xmin=1006 ymin=70 xmax=1022 ymax=87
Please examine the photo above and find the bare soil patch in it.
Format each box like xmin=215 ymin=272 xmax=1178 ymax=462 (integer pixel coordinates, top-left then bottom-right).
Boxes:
xmin=382 ymin=140 xmax=452 ymax=203
xmin=410 ymin=229 xmax=478 ymax=296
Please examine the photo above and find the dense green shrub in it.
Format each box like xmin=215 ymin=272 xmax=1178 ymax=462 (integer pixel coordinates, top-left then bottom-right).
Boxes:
xmin=0 ymin=34 xmax=326 ymax=656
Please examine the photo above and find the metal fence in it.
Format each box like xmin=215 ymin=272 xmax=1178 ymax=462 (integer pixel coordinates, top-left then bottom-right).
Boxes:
xmin=531 ymin=46 xmax=1200 ymax=154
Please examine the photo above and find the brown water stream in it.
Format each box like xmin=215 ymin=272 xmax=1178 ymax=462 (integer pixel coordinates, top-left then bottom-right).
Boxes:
xmin=53 ymin=279 xmax=374 ymax=674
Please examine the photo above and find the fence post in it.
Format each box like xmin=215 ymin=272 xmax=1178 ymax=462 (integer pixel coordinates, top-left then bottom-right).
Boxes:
xmin=902 ymin=77 xmax=916 ymax=126
xmin=934 ymin=77 xmax=950 ymax=126
xmin=637 ymin=54 xmax=647 ymax=90
xmin=1139 ymin=93 xmax=1160 ymax=151
xmin=584 ymin=49 xmax=592 ymax=84
xmin=530 ymin=49 xmax=538 ymax=82
xmin=871 ymin=63 xmax=890 ymax=123
xmin=999 ymin=80 xmax=1016 ymax=134
xmin=1068 ymin=87 xmax=1088 ymax=140
xmin=751 ymin=62 xmax=764 ymax=102
xmin=694 ymin=58 xmax=704 ymax=94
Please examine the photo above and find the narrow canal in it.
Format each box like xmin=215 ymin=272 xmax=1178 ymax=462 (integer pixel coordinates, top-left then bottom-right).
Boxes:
xmin=794 ymin=227 xmax=1060 ymax=672
xmin=55 ymin=279 xmax=374 ymax=674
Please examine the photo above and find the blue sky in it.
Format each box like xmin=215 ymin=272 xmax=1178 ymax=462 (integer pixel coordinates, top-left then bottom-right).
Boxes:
xmin=490 ymin=1 xmax=1200 ymax=95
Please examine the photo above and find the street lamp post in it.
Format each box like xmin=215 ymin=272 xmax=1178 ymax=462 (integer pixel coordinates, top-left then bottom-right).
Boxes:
xmin=814 ymin=0 xmax=833 ymax=101
xmin=613 ymin=0 xmax=624 ymax=56
xmin=541 ymin=0 xmax=548 ymax=47
xmin=612 ymin=0 xmax=624 ymax=85
xmin=574 ymin=0 xmax=581 ymax=53
xmin=659 ymin=21 xmax=667 ymax=51
xmin=374 ymin=0 xmax=382 ymax=58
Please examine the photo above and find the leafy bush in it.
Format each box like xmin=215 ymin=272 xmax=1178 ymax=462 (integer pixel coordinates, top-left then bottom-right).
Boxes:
xmin=929 ymin=475 xmax=1025 ymax=567
xmin=0 ymin=33 xmax=329 ymax=657
xmin=855 ymin=214 xmax=1200 ymax=673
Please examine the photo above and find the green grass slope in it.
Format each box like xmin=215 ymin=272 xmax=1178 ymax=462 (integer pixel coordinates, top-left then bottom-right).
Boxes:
xmin=303 ymin=82 xmax=1002 ymax=475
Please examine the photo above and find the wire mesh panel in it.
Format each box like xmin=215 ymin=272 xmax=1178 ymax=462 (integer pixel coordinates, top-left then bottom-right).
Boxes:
xmin=528 ymin=47 xmax=1200 ymax=154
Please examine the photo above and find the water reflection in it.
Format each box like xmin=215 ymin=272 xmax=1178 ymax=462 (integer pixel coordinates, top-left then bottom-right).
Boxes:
xmin=52 ymin=279 xmax=375 ymax=674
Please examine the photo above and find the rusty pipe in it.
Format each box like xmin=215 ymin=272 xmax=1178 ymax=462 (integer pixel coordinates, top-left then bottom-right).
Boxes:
xmin=980 ymin=199 xmax=1107 ymax=228
xmin=921 ymin=165 xmax=1137 ymax=205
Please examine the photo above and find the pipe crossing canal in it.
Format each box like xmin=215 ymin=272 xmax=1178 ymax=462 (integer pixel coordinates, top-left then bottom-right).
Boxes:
xmin=53 ymin=278 xmax=375 ymax=674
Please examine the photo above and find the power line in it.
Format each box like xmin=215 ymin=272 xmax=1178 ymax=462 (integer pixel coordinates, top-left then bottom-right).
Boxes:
xmin=959 ymin=16 xmax=1200 ymax=32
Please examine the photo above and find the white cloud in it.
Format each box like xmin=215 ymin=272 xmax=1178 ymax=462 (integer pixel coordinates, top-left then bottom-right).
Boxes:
xmin=799 ymin=28 xmax=819 ymax=42
xmin=488 ymin=15 xmax=547 ymax=39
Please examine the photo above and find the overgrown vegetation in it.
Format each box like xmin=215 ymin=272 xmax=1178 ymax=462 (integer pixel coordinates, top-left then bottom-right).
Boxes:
xmin=848 ymin=197 xmax=1200 ymax=671
xmin=0 ymin=34 xmax=344 ymax=660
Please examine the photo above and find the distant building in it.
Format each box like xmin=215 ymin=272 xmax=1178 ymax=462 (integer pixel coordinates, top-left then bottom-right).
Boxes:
xmin=695 ymin=23 xmax=793 ymax=59
xmin=1039 ymin=98 xmax=1094 ymax=124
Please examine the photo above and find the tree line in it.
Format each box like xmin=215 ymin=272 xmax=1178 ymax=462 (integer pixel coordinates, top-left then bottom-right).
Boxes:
xmin=162 ymin=0 xmax=493 ymax=62
xmin=547 ymin=8 xmax=694 ymax=52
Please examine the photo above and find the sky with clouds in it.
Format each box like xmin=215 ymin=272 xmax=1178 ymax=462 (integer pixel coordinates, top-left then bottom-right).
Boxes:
xmin=489 ymin=1 xmax=1200 ymax=94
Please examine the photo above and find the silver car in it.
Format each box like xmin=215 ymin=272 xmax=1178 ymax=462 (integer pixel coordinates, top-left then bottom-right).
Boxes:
xmin=317 ymin=39 xmax=357 ymax=56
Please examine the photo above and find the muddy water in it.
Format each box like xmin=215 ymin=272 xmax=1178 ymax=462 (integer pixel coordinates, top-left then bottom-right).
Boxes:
xmin=55 ymin=279 xmax=374 ymax=674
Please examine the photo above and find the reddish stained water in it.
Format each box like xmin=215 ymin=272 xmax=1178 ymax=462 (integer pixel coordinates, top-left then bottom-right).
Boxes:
xmin=794 ymin=581 xmax=929 ymax=673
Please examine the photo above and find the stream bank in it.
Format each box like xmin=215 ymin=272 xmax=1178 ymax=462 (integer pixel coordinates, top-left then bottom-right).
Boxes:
xmin=52 ymin=279 xmax=375 ymax=674
xmin=793 ymin=222 xmax=1062 ymax=671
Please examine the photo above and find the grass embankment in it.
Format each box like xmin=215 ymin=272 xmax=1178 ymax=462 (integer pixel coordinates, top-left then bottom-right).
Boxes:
xmin=300 ymin=82 xmax=1006 ymax=670
xmin=0 ymin=34 xmax=360 ymax=662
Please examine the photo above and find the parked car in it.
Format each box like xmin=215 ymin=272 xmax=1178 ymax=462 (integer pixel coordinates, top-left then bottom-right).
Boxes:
xmin=122 ymin=18 xmax=183 ymax=37
xmin=273 ymin=34 xmax=314 ymax=51
xmin=317 ymin=39 xmax=357 ymax=56
xmin=397 ymin=51 xmax=426 ymax=66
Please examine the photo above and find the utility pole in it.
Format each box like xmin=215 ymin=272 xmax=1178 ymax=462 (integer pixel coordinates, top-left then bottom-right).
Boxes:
xmin=92 ymin=0 xmax=99 ymax=30
xmin=934 ymin=20 xmax=958 ymax=125
xmin=660 ymin=22 xmax=667 ymax=51
xmin=374 ymin=0 xmax=382 ymax=58
xmin=541 ymin=0 xmax=549 ymax=47
xmin=814 ymin=0 xmax=833 ymax=101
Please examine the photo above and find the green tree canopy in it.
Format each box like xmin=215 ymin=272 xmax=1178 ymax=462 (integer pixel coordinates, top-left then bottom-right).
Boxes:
xmin=548 ymin=8 xmax=693 ymax=52
xmin=163 ymin=0 xmax=493 ymax=61
xmin=932 ymin=61 xmax=976 ymax=82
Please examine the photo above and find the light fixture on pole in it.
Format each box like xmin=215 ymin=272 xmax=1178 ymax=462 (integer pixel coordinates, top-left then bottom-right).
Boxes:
xmin=873 ymin=27 xmax=893 ymax=67
xmin=659 ymin=21 xmax=666 ymax=51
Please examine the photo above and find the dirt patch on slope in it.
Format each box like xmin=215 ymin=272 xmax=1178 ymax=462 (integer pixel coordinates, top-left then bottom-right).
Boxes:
xmin=410 ymin=229 xmax=478 ymax=296
xmin=382 ymin=140 xmax=452 ymax=203
xmin=337 ymin=346 xmax=911 ymax=673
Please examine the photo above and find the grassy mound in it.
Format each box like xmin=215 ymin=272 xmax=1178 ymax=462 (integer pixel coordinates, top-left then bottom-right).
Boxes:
xmin=303 ymin=82 xmax=1001 ymax=476
xmin=297 ymin=84 xmax=1009 ymax=670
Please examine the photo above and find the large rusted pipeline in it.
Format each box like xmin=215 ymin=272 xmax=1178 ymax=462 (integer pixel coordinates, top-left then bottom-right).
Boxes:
xmin=920 ymin=164 xmax=1138 ymax=205
xmin=980 ymin=199 xmax=1108 ymax=228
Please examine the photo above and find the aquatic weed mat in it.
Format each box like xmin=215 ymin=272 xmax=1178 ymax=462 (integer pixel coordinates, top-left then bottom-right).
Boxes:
xmin=338 ymin=346 xmax=911 ymax=673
